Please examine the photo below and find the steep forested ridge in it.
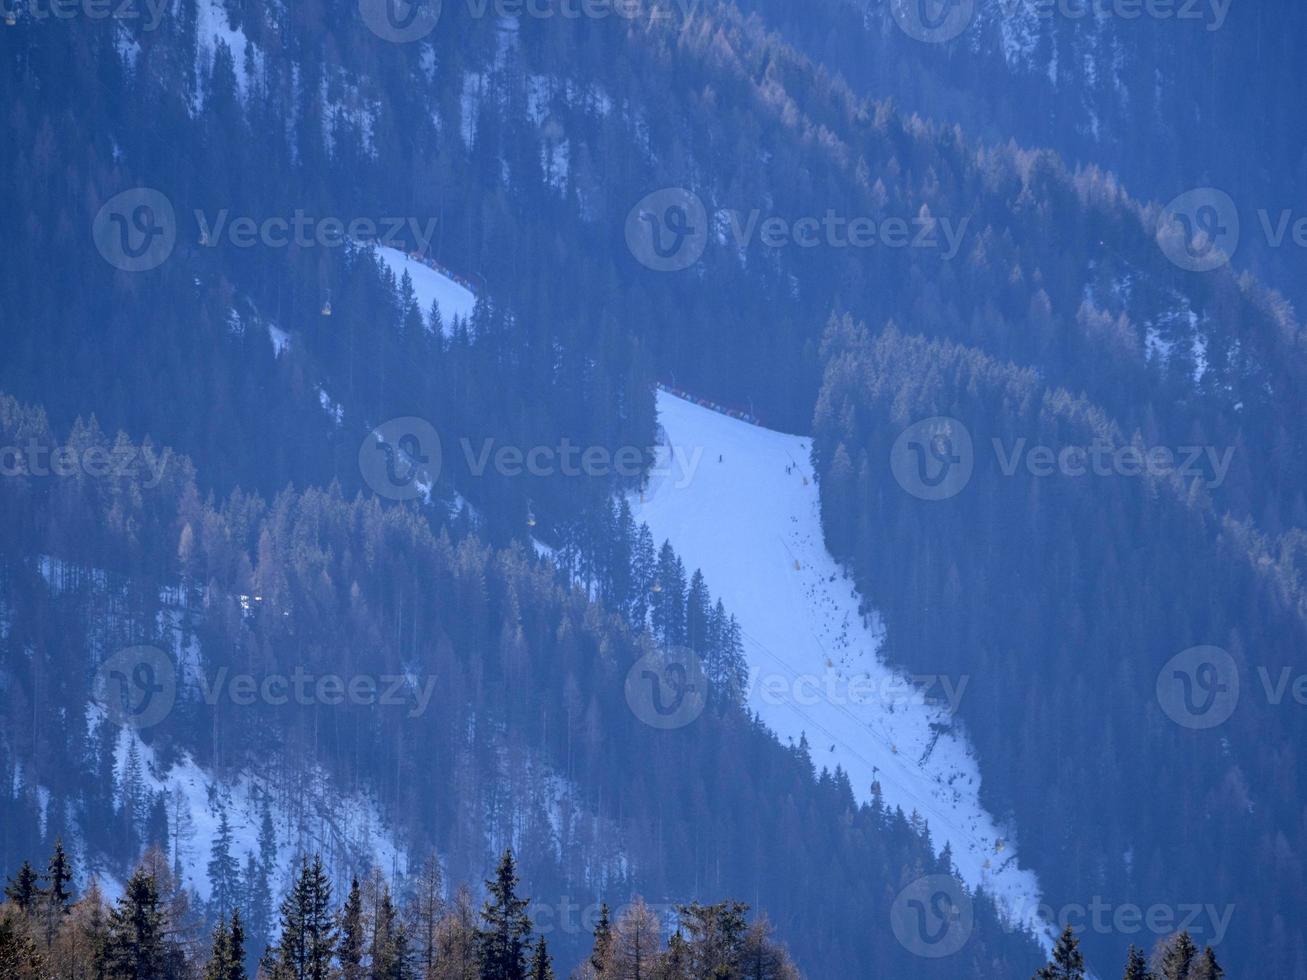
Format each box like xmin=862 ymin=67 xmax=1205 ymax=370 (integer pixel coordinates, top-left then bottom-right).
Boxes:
xmin=0 ymin=0 xmax=1299 ymax=976
xmin=812 ymin=315 xmax=1307 ymax=977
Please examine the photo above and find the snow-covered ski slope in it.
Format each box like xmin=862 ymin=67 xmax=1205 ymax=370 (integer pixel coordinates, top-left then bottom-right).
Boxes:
xmin=375 ymin=245 xmax=477 ymax=325
xmin=635 ymin=390 xmax=1051 ymax=944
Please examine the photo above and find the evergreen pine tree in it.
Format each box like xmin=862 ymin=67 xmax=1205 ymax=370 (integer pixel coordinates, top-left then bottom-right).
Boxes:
xmin=3 ymin=862 xmax=41 ymax=914
xmin=1191 ymin=946 xmax=1224 ymax=980
xmin=1158 ymin=932 xmax=1199 ymax=980
xmin=45 ymin=837 xmax=74 ymax=912
xmin=227 ymin=909 xmax=248 ymax=980
xmin=1034 ymin=925 xmax=1085 ymax=980
xmin=337 ymin=878 xmax=364 ymax=980
xmin=475 ymin=849 xmax=532 ymax=980
xmin=208 ymin=804 xmax=241 ymax=922
xmin=104 ymin=867 xmax=167 ymax=980
xmin=204 ymin=917 xmax=233 ymax=980
xmin=590 ymin=903 xmax=612 ymax=974
xmin=685 ymin=571 xmax=710 ymax=652
xmin=1122 ymin=944 xmax=1151 ymax=980
xmin=528 ymin=936 xmax=554 ymax=980
xmin=271 ymin=856 xmax=336 ymax=980
xmin=242 ymin=852 xmax=270 ymax=974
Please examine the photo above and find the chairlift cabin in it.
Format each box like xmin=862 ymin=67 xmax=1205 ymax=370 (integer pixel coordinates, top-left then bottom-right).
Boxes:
xmin=320 ymin=293 xmax=333 ymax=317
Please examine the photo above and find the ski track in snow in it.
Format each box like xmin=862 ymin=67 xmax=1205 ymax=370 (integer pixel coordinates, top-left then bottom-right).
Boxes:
xmin=635 ymin=391 xmax=1052 ymax=948
xmin=375 ymin=245 xmax=478 ymax=326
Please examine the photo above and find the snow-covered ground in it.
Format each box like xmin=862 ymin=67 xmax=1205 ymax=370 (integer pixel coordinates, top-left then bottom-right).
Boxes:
xmin=374 ymin=246 xmax=477 ymax=326
xmin=635 ymin=391 xmax=1052 ymax=946
xmin=88 ymin=709 xmax=408 ymax=904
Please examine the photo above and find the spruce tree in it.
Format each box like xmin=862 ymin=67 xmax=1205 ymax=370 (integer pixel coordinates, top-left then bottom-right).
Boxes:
xmin=227 ymin=909 xmax=248 ymax=980
xmin=475 ymin=849 xmax=532 ymax=980
xmin=45 ymin=837 xmax=74 ymax=912
xmin=1191 ymin=946 xmax=1224 ymax=980
xmin=1122 ymin=944 xmax=1151 ymax=980
xmin=528 ymin=936 xmax=554 ymax=980
xmin=104 ymin=867 xmax=167 ymax=980
xmin=590 ymin=903 xmax=612 ymax=974
xmin=272 ymin=856 xmax=336 ymax=980
xmin=3 ymin=862 xmax=41 ymax=914
xmin=208 ymin=804 xmax=241 ymax=922
xmin=204 ymin=917 xmax=233 ymax=980
xmin=1158 ymin=932 xmax=1198 ymax=980
xmin=337 ymin=878 xmax=364 ymax=980
xmin=1034 ymin=925 xmax=1085 ymax=980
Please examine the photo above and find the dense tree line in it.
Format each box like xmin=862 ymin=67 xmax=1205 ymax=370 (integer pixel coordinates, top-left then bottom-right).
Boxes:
xmin=0 ymin=844 xmax=801 ymax=978
xmin=5 ymin=0 xmax=1307 ymax=548
xmin=811 ymin=315 xmax=1307 ymax=977
xmin=4 ymin=0 xmax=1299 ymax=977
xmin=0 ymin=396 xmax=1045 ymax=974
xmin=735 ymin=0 xmax=1307 ymax=312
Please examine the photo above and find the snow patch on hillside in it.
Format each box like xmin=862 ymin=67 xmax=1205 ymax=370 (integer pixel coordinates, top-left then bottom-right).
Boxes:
xmin=634 ymin=391 xmax=1052 ymax=947
xmin=375 ymin=246 xmax=478 ymax=326
xmin=104 ymin=715 xmax=407 ymax=901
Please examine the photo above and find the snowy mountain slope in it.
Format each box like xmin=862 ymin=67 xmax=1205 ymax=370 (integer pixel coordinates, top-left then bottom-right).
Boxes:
xmin=635 ymin=390 xmax=1052 ymax=945
xmin=375 ymin=245 xmax=477 ymax=326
